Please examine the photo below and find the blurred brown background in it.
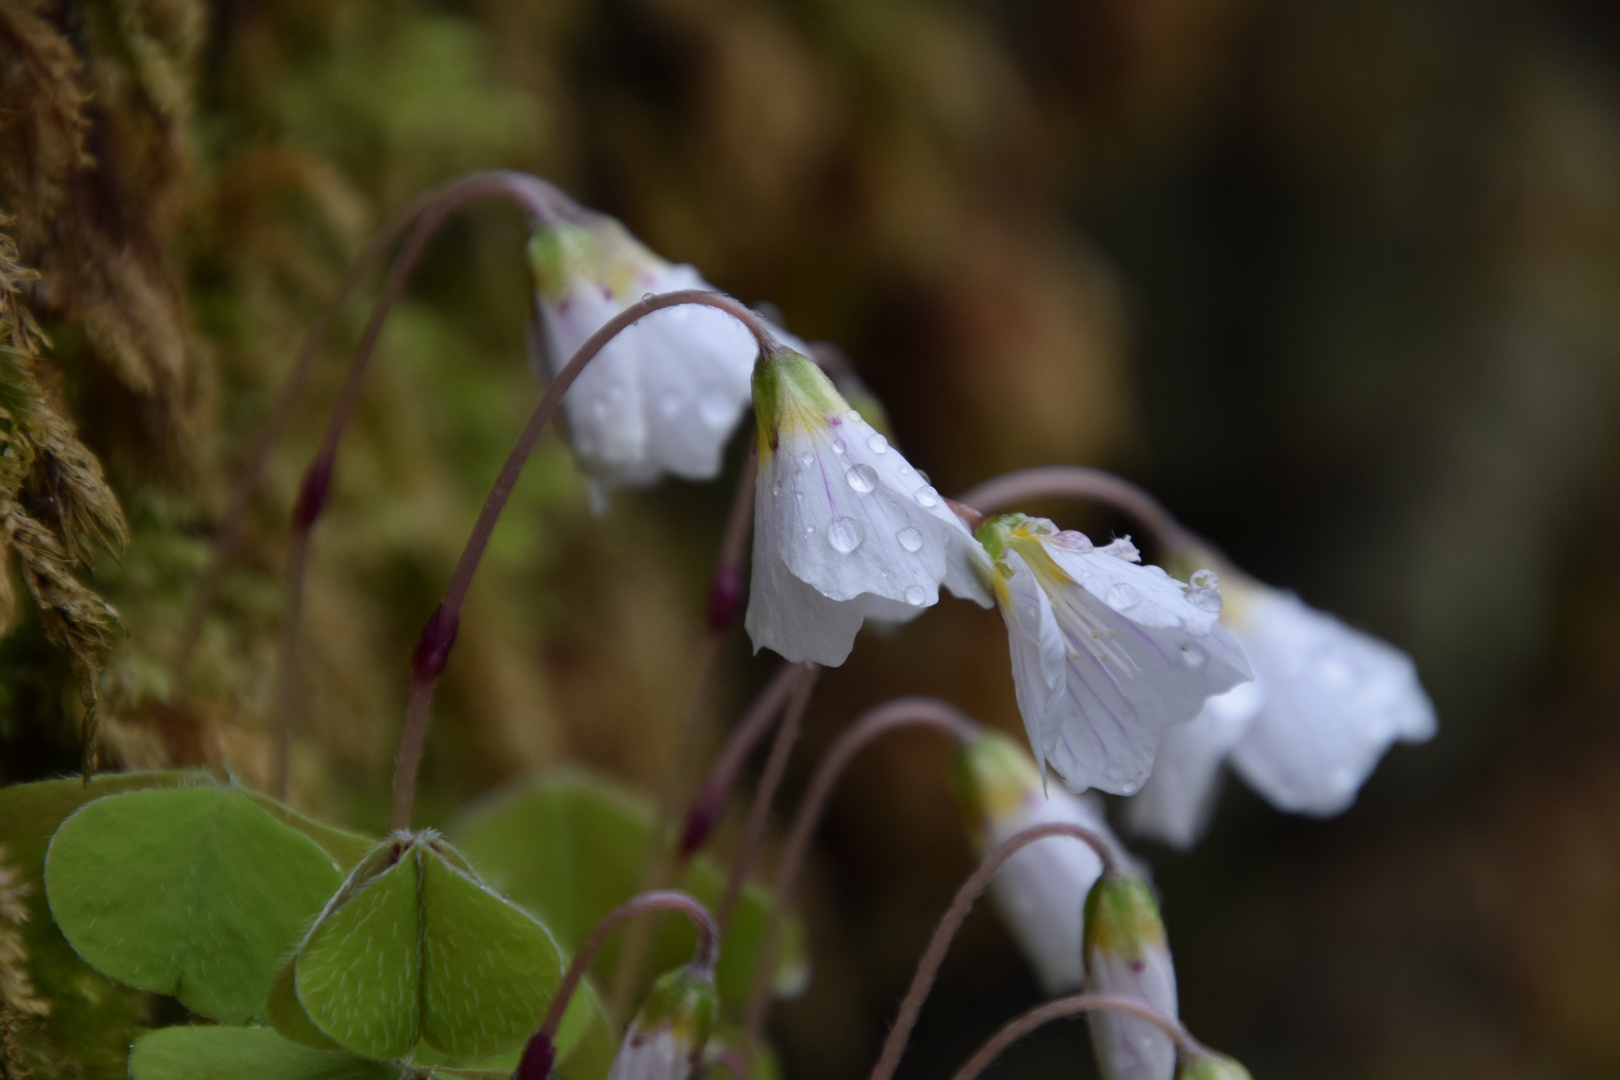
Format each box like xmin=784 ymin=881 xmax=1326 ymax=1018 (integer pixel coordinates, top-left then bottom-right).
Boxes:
xmin=4 ymin=0 xmax=1620 ymax=1077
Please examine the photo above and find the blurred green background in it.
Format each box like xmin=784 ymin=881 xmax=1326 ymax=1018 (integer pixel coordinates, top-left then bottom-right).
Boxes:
xmin=3 ymin=0 xmax=1619 ymax=1078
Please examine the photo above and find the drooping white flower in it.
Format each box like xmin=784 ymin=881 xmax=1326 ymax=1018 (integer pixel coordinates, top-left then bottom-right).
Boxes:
xmin=1127 ymin=568 xmax=1437 ymax=846
xmin=745 ymin=349 xmax=992 ymax=666
xmin=975 ymin=514 xmax=1251 ymax=795
xmin=950 ymin=728 xmax=1136 ymax=993
xmin=1084 ymin=874 xmax=1178 ymax=1080
xmin=528 ymin=214 xmax=758 ymax=488
xmin=606 ymin=965 xmax=718 ymax=1080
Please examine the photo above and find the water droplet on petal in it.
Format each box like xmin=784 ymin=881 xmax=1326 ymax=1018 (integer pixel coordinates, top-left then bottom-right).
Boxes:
xmin=916 ymin=469 xmax=931 ymax=485
xmin=799 ymin=450 xmax=814 ymax=468
xmin=772 ymin=482 xmax=781 ymax=496
xmin=866 ymin=433 xmax=888 ymax=454
xmin=827 ymin=517 xmax=864 ymax=554
xmin=1106 ymin=584 xmax=1142 ymax=612
xmin=847 ymin=464 xmax=878 ymax=493
xmin=696 ymin=386 xmax=734 ymax=430
xmin=831 ymin=439 xmax=846 ymax=455
xmin=896 ymin=526 xmax=923 ymax=552
xmin=1187 ymin=588 xmax=1223 ymax=613
xmin=913 ymin=485 xmax=939 ymax=508
xmin=804 ymin=525 xmax=815 ymax=535
xmin=1119 ymin=779 xmax=1139 ymax=795
xmin=1180 ymin=645 xmax=1207 ymax=669
xmin=1190 ymin=568 xmax=1220 ymax=590
xmin=905 ymin=584 xmax=928 ymax=605
xmin=846 ymin=409 xmax=861 ymax=422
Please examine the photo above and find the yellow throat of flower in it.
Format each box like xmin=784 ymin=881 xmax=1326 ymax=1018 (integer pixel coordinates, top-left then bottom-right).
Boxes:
xmin=751 ymin=349 xmax=851 ymax=462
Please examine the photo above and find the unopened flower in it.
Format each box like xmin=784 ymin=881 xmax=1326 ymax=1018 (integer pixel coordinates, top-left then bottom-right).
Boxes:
xmin=1176 ymin=1053 xmax=1254 ymax=1080
xmin=528 ymin=214 xmax=757 ymax=488
xmin=745 ymin=349 xmax=991 ymax=666
xmin=1128 ymin=565 xmax=1436 ymax=846
xmin=974 ymin=514 xmax=1251 ymax=795
xmin=950 ymin=728 xmax=1134 ymax=993
xmin=1084 ymin=874 xmax=1178 ymax=1080
xmin=607 ymin=964 xmax=719 ymax=1080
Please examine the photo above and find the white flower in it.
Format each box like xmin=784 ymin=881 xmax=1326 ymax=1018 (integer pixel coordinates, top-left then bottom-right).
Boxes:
xmin=528 ymin=214 xmax=757 ymax=487
xmin=1127 ymin=571 xmax=1437 ymax=846
xmin=744 ymin=349 xmax=991 ymax=666
xmin=976 ymin=515 xmax=1252 ymax=796
xmin=1084 ymin=874 xmax=1178 ymax=1080
xmin=607 ymin=966 xmax=717 ymax=1080
xmin=1225 ymin=580 xmax=1436 ymax=816
xmin=951 ymin=729 xmax=1136 ymax=993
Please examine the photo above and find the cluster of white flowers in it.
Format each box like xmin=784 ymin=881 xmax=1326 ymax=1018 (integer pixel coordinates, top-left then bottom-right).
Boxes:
xmin=528 ymin=205 xmax=1434 ymax=1080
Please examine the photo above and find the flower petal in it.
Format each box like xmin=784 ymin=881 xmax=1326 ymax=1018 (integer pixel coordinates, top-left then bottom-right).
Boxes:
xmin=1228 ymin=587 xmax=1436 ymax=815
xmin=1086 ymin=946 xmax=1178 ymax=1080
xmin=1124 ymin=680 xmax=1265 ymax=849
xmin=994 ymin=549 xmax=1068 ymax=778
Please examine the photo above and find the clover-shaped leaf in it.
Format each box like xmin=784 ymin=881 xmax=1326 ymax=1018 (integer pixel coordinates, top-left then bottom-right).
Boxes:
xmin=273 ymin=832 xmax=565 ymax=1062
xmin=450 ymin=769 xmax=807 ymax=1007
xmin=129 ymin=1026 xmax=398 ymax=1080
xmin=45 ymin=785 xmax=346 ymax=1024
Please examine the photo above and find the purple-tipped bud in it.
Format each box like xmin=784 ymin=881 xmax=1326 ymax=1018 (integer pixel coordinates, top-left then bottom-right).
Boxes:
xmin=516 ymin=1031 xmax=556 ymax=1080
xmin=705 ymin=563 xmax=744 ymax=634
xmin=678 ymin=788 xmax=720 ymax=858
xmin=292 ymin=460 xmax=333 ymax=531
xmin=410 ymin=604 xmax=461 ymax=681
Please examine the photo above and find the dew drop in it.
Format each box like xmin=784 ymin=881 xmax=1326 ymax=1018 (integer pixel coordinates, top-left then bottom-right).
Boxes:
xmin=1119 ymin=779 xmax=1139 ymax=795
xmin=772 ymin=482 xmax=781 ymax=496
xmin=896 ymin=526 xmax=924 ymax=552
xmin=1190 ymin=568 xmax=1220 ymax=590
xmin=696 ymin=386 xmax=734 ymax=430
xmin=1106 ymin=583 xmax=1142 ymax=612
xmin=916 ymin=469 xmax=931 ymax=485
xmin=904 ymin=584 xmax=928 ymax=605
xmin=866 ymin=432 xmax=888 ymax=454
xmin=1180 ymin=645 xmax=1207 ymax=669
xmin=913 ymin=485 xmax=940 ymax=508
xmin=804 ymin=525 xmax=815 ymax=536
xmin=799 ymin=450 xmax=814 ymax=468
xmin=827 ymin=517 xmax=864 ymax=554
xmin=847 ymin=464 xmax=878 ymax=493
xmin=831 ymin=438 xmax=846 ymax=455
xmin=640 ymin=292 xmax=656 ymax=303
xmin=845 ymin=409 xmax=861 ymax=422
xmin=1187 ymin=588 xmax=1223 ymax=613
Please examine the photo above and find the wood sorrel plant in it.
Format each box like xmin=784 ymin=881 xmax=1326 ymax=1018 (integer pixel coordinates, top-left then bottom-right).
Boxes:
xmin=0 ymin=172 xmax=1438 ymax=1080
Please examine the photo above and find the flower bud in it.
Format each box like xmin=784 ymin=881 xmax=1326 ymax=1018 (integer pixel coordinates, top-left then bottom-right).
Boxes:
xmin=1176 ymin=1053 xmax=1253 ymax=1080
xmin=1083 ymin=874 xmax=1178 ymax=1080
xmin=950 ymin=729 xmax=1126 ymax=993
xmin=607 ymin=965 xmax=719 ymax=1080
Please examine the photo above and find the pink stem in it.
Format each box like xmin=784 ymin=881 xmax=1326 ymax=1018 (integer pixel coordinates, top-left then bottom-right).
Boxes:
xmin=866 ymin=823 xmax=1121 ymax=1080
xmin=388 ymin=290 xmax=779 ymax=830
xmin=949 ymin=993 xmax=1201 ymax=1080
xmin=538 ymin=890 xmax=718 ymax=1043
xmin=954 ymin=466 xmax=1194 ymax=553
xmin=178 ymin=170 xmax=575 ymax=688
xmin=714 ymin=663 xmax=820 ymax=933
xmin=742 ymin=698 xmax=980 ymax=1054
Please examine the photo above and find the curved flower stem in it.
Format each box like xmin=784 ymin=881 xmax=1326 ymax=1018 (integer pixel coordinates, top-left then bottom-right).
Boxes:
xmin=954 ymin=466 xmax=1195 ymax=554
xmin=949 ymin=993 xmax=1202 ymax=1080
xmin=516 ymin=890 xmax=718 ymax=1080
xmin=866 ymin=822 xmax=1120 ymax=1080
xmin=741 ymin=698 xmax=981 ymax=1057
xmin=178 ymin=170 xmax=575 ymax=692
xmin=388 ymin=290 xmax=780 ymax=831
xmin=714 ymin=663 xmax=821 ymax=933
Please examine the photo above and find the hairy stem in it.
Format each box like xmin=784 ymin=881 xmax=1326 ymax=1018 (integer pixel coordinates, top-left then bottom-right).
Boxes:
xmin=955 ymin=466 xmax=1194 ymax=554
xmin=950 ymin=993 xmax=1201 ymax=1080
xmin=179 ymin=170 xmax=575 ymax=688
xmin=388 ymin=290 xmax=780 ymax=831
xmin=742 ymin=698 xmax=980 ymax=1055
xmin=866 ymin=822 xmax=1121 ymax=1080
xmin=715 ymin=663 xmax=820 ymax=933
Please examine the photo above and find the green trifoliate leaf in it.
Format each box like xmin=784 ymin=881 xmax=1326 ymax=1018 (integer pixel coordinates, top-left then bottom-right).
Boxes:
xmin=44 ymin=785 xmax=346 ymax=1024
xmin=449 ymin=769 xmax=807 ymax=1008
xmin=286 ymin=832 xmax=565 ymax=1062
xmin=128 ymin=1025 xmax=397 ymax=1080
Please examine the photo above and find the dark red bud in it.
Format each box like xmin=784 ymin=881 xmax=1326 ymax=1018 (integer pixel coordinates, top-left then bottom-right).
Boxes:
xmin=515 ymin=1032 xmax=555 ymax=1080
xmin=410 ymin=604 xmax=460 ymax=681
xmin=678 ymin=788 xmax=720 ymax=858
xmin=292 ymin=461 xmax=333 ymax=531
xmin=705 ymin=564 xmax=744 ymax=634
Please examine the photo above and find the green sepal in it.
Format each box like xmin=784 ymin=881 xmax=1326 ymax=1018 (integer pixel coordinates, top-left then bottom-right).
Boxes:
xmin=287 ymin=832 xmax=565 ymax=1062
xmin=1177 ymin=1052 xmax=1254 ymax=1080
xmin=1083 ymin=873 xmax=1168 ymax=962
xmin=448 ymin=768 xmax=808 ymax=1009
xmin=44 ymin=784 xmax=346 ymax=1024
xmin=127 ymin=1025 xmax=398 ymax=1080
